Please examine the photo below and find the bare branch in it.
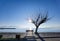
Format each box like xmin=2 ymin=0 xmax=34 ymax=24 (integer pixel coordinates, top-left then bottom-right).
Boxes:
xmin=29 ymin=11 xmax=50 ymax=33
xmin=32 ymin=19 xmax=37 ymax=26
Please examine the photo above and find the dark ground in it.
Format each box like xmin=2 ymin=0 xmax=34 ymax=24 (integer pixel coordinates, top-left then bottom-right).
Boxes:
xmin=0 ymin=37 xmax=60 ymax=41
xmin=0 ymin=36 xmax=37 ymax=41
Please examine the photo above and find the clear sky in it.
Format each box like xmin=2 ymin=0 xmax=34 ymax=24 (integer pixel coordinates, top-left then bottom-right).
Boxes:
xmin=0 ymin=0 xmax=60 ymax=29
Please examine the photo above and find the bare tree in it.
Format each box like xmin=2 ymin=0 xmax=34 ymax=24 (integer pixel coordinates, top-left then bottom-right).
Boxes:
xmin=28 ymin=11 xmax=50 ymax=41
xmin=30 ymin=12 xmax=49 ymax=33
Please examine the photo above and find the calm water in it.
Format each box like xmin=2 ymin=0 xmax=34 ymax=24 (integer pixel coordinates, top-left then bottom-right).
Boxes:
xmin=0 ymin=28 xmax=60 ymax=33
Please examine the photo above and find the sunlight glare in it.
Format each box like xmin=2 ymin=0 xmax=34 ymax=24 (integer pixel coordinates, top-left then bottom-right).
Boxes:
xmin=28 ymin=18 xmax=32 ymax=23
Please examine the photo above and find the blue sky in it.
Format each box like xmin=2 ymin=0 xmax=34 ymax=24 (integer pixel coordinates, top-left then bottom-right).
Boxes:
xmin=0 ymin=0 xmax=60 ymax=29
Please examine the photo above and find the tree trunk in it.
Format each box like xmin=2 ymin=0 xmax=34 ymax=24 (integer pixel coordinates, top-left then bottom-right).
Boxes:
xmin=35 ymin=26 xmax=45 ymax=41
xmin=35 ymin=33 xmax=45 ymax=41
xmin=35 ymin=26 xmax=38 ymax=34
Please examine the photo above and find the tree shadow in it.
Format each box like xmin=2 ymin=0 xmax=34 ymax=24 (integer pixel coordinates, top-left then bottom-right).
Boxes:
xmin=35 ymin=32 xmax=45 ymax=41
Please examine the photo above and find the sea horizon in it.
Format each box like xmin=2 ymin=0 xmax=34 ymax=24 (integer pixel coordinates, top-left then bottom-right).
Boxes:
xmin=0 ymin=27 xmax=60 ymax=33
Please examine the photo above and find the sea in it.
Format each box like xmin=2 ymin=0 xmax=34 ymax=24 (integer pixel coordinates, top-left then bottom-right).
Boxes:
xmin=0 ymin=27 xmax=60 ymax=33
